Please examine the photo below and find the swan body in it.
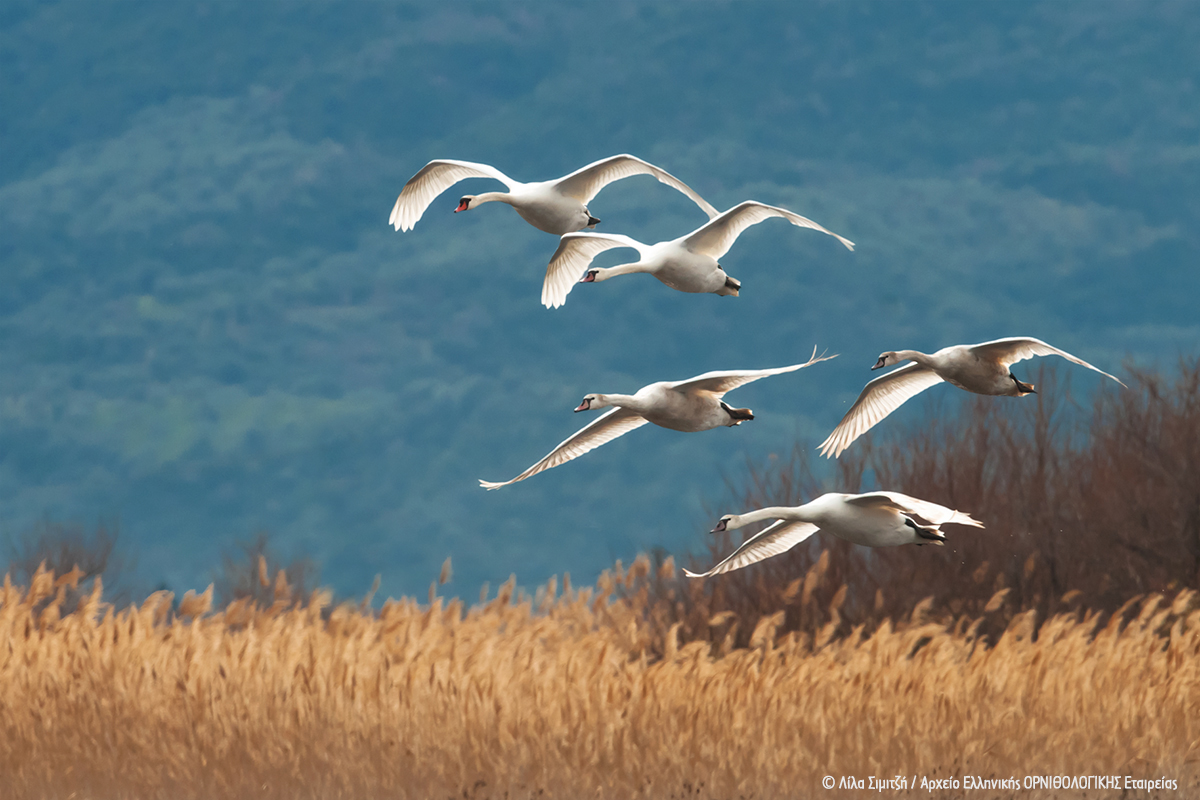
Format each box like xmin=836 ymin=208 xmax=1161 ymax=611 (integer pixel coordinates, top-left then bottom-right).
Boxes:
xmin=685 ymin=492 xmax=984 ymax=578
xmin=389 ymin=155 xmax=718 ymax=235
xmin=480 ymin=349 xmax=835 ymax=489
xmin=818 ymin=337 xmax=1126 ymax=459
xmin=541 ymin=200 xmax=855 ymax=308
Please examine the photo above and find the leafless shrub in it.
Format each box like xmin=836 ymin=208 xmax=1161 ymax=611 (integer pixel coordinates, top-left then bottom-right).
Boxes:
xmin=672 ymin=358 xmax=1200 ymax=648
xmin=3 ymin=518 xmax=131 ymax=609
xmin=212 ymin=531 xmax=319 ymax=609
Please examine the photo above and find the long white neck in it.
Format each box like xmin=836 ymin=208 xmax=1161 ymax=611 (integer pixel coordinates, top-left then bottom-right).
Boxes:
xmin=592 ymin=262 xmax=651 ymax=282
xmin=894 ymin=349 xmax=934 ymax=368
xmin=730 ymin=505 xmax=808 ymax=529
xmin=591 ymin=392 xmax=640 ymax=411
xmin=473 ymin=191 xmax=513 ymax=207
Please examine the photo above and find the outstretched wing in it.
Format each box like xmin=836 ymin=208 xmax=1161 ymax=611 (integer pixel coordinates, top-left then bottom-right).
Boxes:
xmin=682 ymin=200 xmax=855 ymax=260
xmin=389 ymin=160 xmax=518 ymax=232
xmin=541 ymin=232 xmax=646 ymax=309
xmin=670 ymin=347 xmax=836 ymax=398
xmin=844 ymin=492 xmax=985 ymax=528
xmin=479 ymin=407 xmax=649 ymax=489
xmin=970 ymin=337 xmax=1126 ymax=387
xmin=683 ymin=520 xmax=820 ymax=578
xmin=552 ymin=154 xmax=719 ymax=218
xmin=818 ymin=364 xmax=945 ymax=458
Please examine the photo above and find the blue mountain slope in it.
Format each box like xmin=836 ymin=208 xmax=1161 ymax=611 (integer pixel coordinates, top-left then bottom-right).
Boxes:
xmin=0 ymin=2 xmax=1196 ymax=597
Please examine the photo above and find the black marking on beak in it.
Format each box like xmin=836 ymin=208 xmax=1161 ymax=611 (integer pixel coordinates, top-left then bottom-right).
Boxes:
xmin=455 ymin=198 xmax=470 ymax=212
xmin=587 ymin=216 xmax=600 ymax=227
xmin=574 ymin=399 xmax=591 ymax=412
xmin=872 ymin=357 xmax=887 ymax=370
xmin=711 ymin=519 xmax=728 ymax=533
xmin=580 ymin=270 xmax=597 ymax=283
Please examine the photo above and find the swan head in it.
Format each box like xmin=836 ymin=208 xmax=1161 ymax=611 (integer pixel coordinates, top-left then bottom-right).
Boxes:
xmin=711 ymin=514 xmax=743 ymax=533
xmin=455 ymin=196 xmax=475 ymax=213
xmin=574 ymin=394 xmax=611 ymax=412
xmin=872 ymin=351 xmax=902 ymax=370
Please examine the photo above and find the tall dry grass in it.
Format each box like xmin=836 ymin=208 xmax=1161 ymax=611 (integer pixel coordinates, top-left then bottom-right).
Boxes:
xmin=1 ymin=560 xmax=1198 ymax=799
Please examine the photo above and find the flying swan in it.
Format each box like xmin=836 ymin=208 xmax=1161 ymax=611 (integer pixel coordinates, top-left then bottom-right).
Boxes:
xmin=684 ymin=492 xmax=984 ymax=578
xmin=480 ymin=349 xmax=835 ymax=489
xmin=540 ymin=200 xmax=854 ymax=308
xmin=388 ymin=154 xmax=718 ymax=235
xmin=818 ymin=337 xmax=1126 ymax=459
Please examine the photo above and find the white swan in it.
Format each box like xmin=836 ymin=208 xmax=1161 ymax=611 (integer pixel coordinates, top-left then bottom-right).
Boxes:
xmin=540 ymin=200 xmax=855 ymax=308
xmin=388 ymin=154 xmax=718 ymax=235
xmin=480 ymin=349 xmax=835 ymax=489
xmin=684 ymin=492 xmax=984 ymax=578
xmin=818 ymin=337 xmax=1126 ymax=459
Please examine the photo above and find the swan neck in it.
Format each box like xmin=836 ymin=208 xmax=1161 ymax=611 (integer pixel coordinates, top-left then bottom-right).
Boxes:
xmin=598 ymin=392 xmax=639 ymax=410
xmin=734 ymin=506 xmax=805 ymax=528
xmin=474 ymin=191 xmax=512 ymax=206
xmin=594 ymin=262 xmax=648 ymax=281
xmin=896 ymin=349 xmax=933 ymax=367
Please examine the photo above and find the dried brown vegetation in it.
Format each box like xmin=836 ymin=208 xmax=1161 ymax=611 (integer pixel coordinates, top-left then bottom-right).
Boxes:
xmin=4 ymin=519 xmax=131 ymax=608
xmin=2 ymin=362 xmax=1198 ymax=798
xmin=1 ymin=561 xmax=1198 ymax=799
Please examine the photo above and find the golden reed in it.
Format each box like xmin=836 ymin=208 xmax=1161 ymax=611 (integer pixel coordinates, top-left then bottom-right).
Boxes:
xmin=1 ymin=559 xmax=1197 ymax=799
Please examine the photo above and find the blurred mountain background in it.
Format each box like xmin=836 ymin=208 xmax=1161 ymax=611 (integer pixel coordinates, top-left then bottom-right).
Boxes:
xmin=1 ymin=1 xmax=1197 ymax=599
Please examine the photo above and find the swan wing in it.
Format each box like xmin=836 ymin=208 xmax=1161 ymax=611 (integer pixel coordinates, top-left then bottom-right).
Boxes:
xmin=844 ymin=492 xmax=985 ymax=528
xmin=670 ymin=347 xmax=836 ymax=397
xmin=389 ymin=159 xmax=519 ymax=232
xmin=541 ymin=232 xmax=646 ymax=309
xmin=479 ymin=407 xmax=649 ymax=489
xmin=683 ymin=520 xmax=820 ymax=578
xmin=818 ymin=364 xmax=945 ymax=458
xmin=681 ymin=200 xmax=855 ymax=260
xmin=552 ymin=154 xmax=719 ymax=218
xmin=969 ymin=337 xmax=1126 ymax=387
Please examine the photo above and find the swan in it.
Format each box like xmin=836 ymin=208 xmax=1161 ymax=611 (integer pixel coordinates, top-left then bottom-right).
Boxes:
xmin=540 ymin=200 xmax=855 ymax=308
xmin=818 ymin=337 xmax=1126 ymax=459
xmin=684 ymin=492 xmax=984 ymax=578
xmin=388 ymin=154 xmax=718 ymax=235
xmin=480 ymin=349 xmax=835 ymax=489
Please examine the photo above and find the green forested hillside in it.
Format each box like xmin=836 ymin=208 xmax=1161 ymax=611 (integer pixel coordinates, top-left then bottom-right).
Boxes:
xmin=1 ymin=1 xmax=1197 ymax=596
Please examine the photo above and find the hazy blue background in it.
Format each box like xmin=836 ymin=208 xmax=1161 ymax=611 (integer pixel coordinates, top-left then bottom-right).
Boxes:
xmin=2 ymin=1 xmax=1197 ymax=599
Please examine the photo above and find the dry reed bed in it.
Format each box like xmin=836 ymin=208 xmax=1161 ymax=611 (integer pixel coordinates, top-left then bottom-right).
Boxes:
xmin=2 ymin=562 xmax=1198 ymax=800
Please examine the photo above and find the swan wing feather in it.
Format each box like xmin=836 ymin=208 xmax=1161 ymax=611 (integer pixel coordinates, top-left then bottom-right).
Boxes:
xmin=681 ymin=200 xmax=855 ymax=259
xmin=389 ymin=159 xmax=518 ymax=232
xmin=479 ymin=407 xmax=649 ymax=489
xmin=818 ymin=364 xmax=945 ymax=458
xmin=844 ymin=492 xmax=985 ymax=528
xmin=541 ymin=232 xmax=646 ymax=309
xmin=683 ymin=520 xmax=820 ymax=578
xmin=552 ymin=154 xmax=719 ymax=218
xmin=969 ymin=337 xmax=1126 ymax=387
xmin=670 ymin=347 xmax=836 ymax=397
